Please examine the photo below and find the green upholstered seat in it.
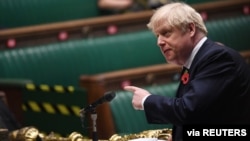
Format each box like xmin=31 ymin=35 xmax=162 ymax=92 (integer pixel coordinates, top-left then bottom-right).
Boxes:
xmin=206 ymin=15 xmax=250 ymax=51
xmin=1 ymin=16 xmax=249 ymax=87
xmin=0 ymin=0 xmax=220 ymax=28
xmin=0 ymin=30 xmax=164 ymax=87
xmin=109 ymin=82 xmax=179 ymax=135
xmin=0 ymin=0 xmax=98 ymax=28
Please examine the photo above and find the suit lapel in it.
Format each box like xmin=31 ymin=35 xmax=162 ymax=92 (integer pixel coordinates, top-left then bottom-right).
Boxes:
xmin=176 ymin=66 xmax=188 ymax=97
xmin=176 ymin=39 xmax=213 ymax=97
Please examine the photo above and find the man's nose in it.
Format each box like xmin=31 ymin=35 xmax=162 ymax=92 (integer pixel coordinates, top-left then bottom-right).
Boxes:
xmin=157 ymin=35 xmax=165 ymax=47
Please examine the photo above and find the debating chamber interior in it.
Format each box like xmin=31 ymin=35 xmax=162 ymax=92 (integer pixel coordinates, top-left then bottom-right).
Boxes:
xmin=0 ymin=0 xmax=250 ymax=140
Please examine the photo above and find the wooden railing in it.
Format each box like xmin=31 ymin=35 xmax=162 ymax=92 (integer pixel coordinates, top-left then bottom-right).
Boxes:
xmin=0 ymin=0 xmax=249 ymax=48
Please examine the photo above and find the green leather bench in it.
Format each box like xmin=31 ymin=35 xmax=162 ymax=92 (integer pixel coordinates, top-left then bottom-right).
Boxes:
xmin=0 ymin=0 xmax=220 ymax=29
xmin=0 ymin=30 xmax=164 ymax=87
xmin=206 ymin=15 xmax=250 ymax=51
xmin=0 ymin=0 xmax=98 ymax=28
xmin=0 ymin=15 xmax=249 ymax=87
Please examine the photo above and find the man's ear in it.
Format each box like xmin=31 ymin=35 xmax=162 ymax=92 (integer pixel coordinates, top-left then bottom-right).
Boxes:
xmin=188 ymin=22 xmax=196 ymax=36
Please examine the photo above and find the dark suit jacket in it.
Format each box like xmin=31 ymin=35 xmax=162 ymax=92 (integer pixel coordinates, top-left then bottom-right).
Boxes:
xmin=144 ymin=39 xmax=250 ymax=141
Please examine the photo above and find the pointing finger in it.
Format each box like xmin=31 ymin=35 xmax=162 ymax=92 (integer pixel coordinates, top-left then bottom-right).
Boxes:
xmin=124 ymin=86 xmax=139 ymax=92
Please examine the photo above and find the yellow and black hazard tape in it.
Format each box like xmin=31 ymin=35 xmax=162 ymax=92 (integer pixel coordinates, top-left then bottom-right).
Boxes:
xmin=22 ymin=100 xmax=82 ymax=117
xmin=25 ymin=83 xmax=75 ymax=93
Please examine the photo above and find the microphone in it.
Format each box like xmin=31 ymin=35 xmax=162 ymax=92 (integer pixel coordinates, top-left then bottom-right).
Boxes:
xmin=80 ymin=91 xmax=116 ymax=114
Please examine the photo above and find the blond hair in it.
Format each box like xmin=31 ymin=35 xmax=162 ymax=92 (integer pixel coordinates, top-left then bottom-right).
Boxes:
xmin=147 ymin=2 xmax=207 ymax=35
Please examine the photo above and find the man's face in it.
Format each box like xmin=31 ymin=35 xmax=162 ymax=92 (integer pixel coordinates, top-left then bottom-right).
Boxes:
xmin=154 ymin=23 xmax=194 ymax=65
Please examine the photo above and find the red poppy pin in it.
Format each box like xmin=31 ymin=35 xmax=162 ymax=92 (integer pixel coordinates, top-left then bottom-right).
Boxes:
xmin=181 ymin=70 xmax=189 ymax=85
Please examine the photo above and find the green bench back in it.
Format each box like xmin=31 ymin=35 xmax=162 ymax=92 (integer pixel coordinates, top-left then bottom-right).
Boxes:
xmin=0 ymin=0 xmax=221 ymax=29
xmin=0 ymin=30 xmax=164 ymax=87
xmin=0 ymin=0 xmax=98 ymax=28
xmin=0 ymin=15 xmax=249 ymax=87
xmin=206 ymin=16 xmax=250 ymax=51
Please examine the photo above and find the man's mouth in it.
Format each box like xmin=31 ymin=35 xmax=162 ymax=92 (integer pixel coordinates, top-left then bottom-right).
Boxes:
xmin=163 ymin=49 xmax=171 ymax=54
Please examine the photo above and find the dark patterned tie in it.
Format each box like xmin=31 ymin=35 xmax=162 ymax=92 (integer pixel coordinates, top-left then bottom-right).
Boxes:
xmin=181 ymin=66 xmax=188 ymax=76
xmin=181 ymin=67 xmax=189 ymax=85
xmin=176 ymin=66 xmax=188 ymax=97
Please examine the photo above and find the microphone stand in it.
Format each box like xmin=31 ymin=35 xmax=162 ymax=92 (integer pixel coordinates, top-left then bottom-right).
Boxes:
xmin=79 ymin=108 xmax=98 ymax=141
xmin=80 ymin=91 xmax=116 ymax=141
xmin=90 ymin=109 xmax=98 ymax=141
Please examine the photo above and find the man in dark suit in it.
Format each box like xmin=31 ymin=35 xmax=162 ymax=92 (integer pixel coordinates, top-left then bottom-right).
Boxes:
xmin=124 ymin=2 xmax=250 ymax=141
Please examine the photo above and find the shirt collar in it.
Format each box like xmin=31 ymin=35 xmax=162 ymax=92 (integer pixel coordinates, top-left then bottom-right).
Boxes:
xmin=184 ymin=36 xmax=207 ymax=69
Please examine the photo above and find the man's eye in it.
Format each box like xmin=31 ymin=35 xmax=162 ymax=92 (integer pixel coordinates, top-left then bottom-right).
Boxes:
xmin=163 ymin=32 xmax=171 ymax=37
xmin=159 ymin=31 xmax=169 ymax=37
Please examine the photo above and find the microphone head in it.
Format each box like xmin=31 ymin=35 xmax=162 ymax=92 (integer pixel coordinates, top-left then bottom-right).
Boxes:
xmin=104 ymin=91 xmax=116 ymax=102
xmin=79 ymin=91 xmax=116 ymax=115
